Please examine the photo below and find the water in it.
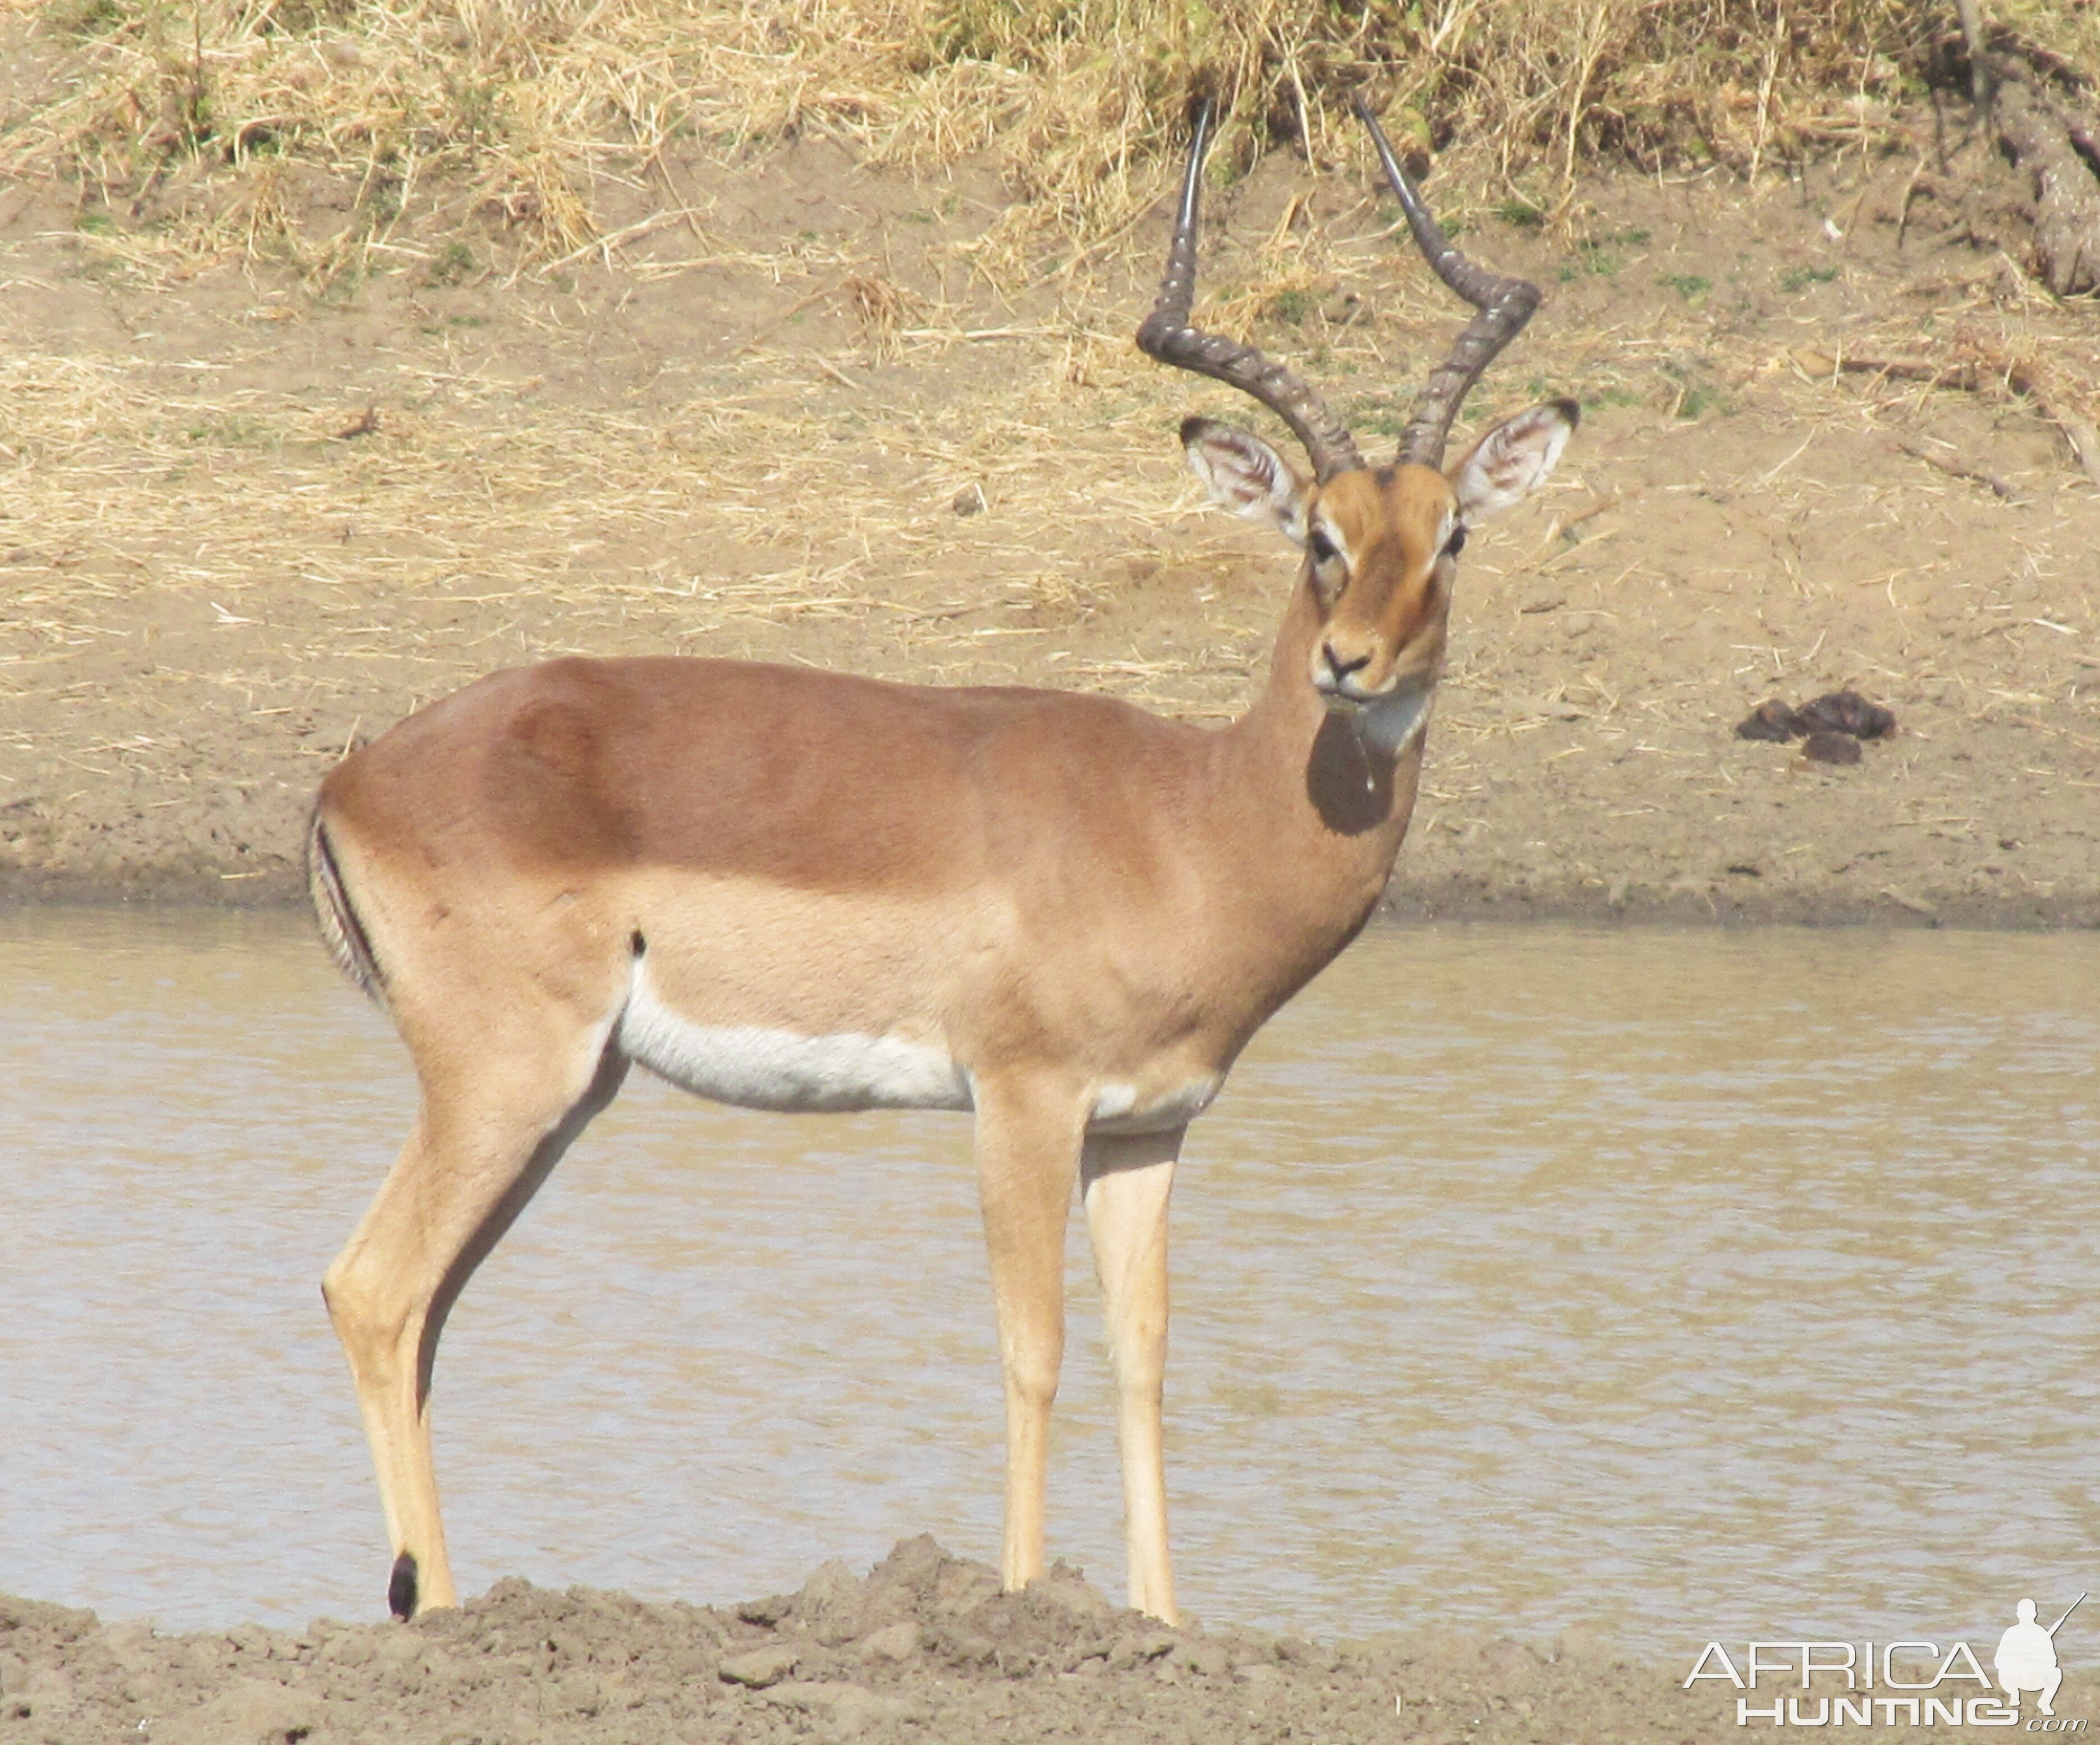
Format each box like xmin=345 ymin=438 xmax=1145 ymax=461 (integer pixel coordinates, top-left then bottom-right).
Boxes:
xmin=1 ymin=909 xmax=2094 ymax=1664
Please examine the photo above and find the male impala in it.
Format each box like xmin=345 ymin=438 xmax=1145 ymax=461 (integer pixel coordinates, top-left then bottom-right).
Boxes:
xmin=309 ymin=98 xmax=1575 ymax=1625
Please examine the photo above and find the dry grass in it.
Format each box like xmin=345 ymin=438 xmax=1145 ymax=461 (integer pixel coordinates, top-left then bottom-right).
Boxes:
xmin=7 ymin=211 xmax=2088 ymax=747
xmin=6 ymin=0 xmax=2097 ymax=286
xmin=7 ymin=1 xmax=2094 ymax=701
xmin=0 ymin=314 xmax=1274 ymax=718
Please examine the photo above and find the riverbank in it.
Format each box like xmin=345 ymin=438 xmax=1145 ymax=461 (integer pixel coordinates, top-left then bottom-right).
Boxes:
xmin=5 ymin=29 xmax=2097 ymax=926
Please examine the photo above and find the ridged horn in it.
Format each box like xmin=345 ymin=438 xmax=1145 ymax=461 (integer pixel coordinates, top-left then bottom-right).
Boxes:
xmin=1355 ymin=95 xmax=1542 ymax=469
xmin=1137 ymin=101 xmax=1364 ymax=483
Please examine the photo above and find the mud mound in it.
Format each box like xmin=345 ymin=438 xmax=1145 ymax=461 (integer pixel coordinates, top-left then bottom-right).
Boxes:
xmin=0 ymin=1538 xmax=1733 ymax=1742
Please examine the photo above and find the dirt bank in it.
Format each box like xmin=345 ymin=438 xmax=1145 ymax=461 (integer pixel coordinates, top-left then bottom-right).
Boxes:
xmin=4 ymin=22 xmax=2097 ymax=924
xmin=26 ymin=1537 xmax=2074 ymax=1745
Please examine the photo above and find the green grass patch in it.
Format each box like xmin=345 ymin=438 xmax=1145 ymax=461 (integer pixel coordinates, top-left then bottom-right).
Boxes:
xmin=1659 ymin=358 xmax=1729 ymax=420
xmin=1560 ymin=244 xmax=1622 ymax=281
xmin=48 ymin=0 xmax=124 ymax=33
xmin=1345 ymin=391 xmax=1410 ymax=439
xmin=1265 ymin=287 xmax=1313 ymax=325
xmin=423 ymin=240 xmax=476 ymax=287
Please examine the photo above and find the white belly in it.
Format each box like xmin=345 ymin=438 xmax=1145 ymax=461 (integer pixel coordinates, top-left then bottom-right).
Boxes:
xmin=619 ymin=969 xmax=971 ymax=1114
xmin=1088 ymin=1074 xmax=1222 ymax=1135
xmin=619 ymin=963 xmax=1221 ymax=1129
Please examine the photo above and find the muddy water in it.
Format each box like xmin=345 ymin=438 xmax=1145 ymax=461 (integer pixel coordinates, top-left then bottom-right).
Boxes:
xmin=2 ymin=910 xmax=2095 ymax=1660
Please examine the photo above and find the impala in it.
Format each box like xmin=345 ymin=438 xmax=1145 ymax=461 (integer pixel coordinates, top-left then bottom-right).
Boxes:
xmin=309 ymin=97 xmax=1576 ymax=1625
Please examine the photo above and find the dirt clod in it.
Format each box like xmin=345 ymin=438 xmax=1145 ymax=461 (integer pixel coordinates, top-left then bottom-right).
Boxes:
xmin=718 ymin=1644 xmax=801 ymax=1687
xmin=856 ymin=1620 xmax=922 ymax=1661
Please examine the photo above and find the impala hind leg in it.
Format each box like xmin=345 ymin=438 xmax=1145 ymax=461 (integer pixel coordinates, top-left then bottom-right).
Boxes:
xmin=323 ymin=1034 xmax=627 ymax=1618
xmin=973 ymin=1075 xmax=1089 ymax=1594
xmin=1082 ymin=1126 xmax=1182 ymax=1622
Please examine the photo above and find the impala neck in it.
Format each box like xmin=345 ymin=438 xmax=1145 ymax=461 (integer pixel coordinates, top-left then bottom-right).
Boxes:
xmin=1213 ymin=575 xmax=1434 ymax=943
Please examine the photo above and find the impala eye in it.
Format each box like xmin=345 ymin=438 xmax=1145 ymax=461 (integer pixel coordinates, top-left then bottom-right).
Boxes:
xmin=1443 ymin=525 xmax=1468 ymax=558
xmin=1309 ymin=528 xmax=1342 ymax=566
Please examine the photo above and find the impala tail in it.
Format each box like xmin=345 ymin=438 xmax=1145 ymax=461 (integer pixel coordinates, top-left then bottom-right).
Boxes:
xmin=306 ymin=807 xmax=386 ymax=1002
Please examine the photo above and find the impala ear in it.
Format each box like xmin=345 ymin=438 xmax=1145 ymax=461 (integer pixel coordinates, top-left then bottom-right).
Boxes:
xmin=1448 ymin=398 xmax=1578 ymax=521
xmin=1181 ymin=416 xmax=1310 ymax=546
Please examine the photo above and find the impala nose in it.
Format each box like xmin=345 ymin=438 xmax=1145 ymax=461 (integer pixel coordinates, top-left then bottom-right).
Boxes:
xmin=1318 ymin=643 xmax=1372 ymax=693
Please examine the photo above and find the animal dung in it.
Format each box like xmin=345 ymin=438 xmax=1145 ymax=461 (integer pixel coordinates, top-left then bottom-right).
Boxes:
xmin=1735 ymin=698 xmax=1805 ymax=742
xmin=1795 ymin=691 xmax=1896 ymax=740
xmin=1801 ymin=729 xmax=1863 ymax=765
xmin=1734 ymin=689 xmax=1897 ymax=753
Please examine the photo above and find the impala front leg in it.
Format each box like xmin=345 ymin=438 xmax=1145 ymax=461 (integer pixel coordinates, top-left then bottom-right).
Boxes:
xmin=973 ymin=1073 xmax=1088 ymax=1593
xmin=1082 ymin=1126 xmax=1182 ymax=1622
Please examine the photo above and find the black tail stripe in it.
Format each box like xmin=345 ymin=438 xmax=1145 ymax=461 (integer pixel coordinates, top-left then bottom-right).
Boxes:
xmin=309 ymin=813 xmax=386 ymax=997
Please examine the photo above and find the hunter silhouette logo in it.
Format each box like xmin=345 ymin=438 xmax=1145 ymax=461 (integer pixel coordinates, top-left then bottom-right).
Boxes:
xmin=1997 ymin=1593 xmax=2084 ymax=1717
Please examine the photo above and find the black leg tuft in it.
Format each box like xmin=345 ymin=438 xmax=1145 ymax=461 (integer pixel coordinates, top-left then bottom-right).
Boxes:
xmin=388 ymin=1551 xmax=419 ymax=1619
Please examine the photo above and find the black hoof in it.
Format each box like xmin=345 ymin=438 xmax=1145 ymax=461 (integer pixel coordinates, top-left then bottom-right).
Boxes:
xmin=388 ymin=1551 xmax=419 ymax=1619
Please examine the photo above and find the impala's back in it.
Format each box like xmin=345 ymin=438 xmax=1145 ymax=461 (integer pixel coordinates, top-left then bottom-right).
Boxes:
xmin=310 ymin=652 xmax=1266 ymax=1127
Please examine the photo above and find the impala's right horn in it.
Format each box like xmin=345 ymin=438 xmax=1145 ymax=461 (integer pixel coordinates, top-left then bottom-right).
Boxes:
xmin=1354 ymin=96 xmax=1543 ymax=470
xmin=1137 ymin=101 xmax=1365 ymax=485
